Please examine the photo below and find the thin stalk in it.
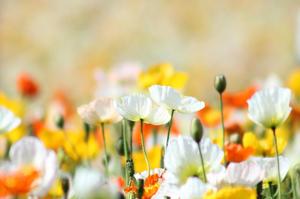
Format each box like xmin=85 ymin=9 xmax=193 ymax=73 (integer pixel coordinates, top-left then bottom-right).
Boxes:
xmin=122 ymin=120 xmax=129 ymax=185
xmin=140 ymin=119 xmax=151 ymax=176
xmin=290 ymin=170 xmax=297 ymax=199
xmin=197 ymin=143 xmax=207 ymax=182
xmin=268 ymin=182 xmax=274 ymax=199
xmin=101 ymin=123 xmax=109 ymax=177
xmin=165 ymin=110 xmax=175 ymax=148
xmin=272 ymin=127 xmax=282 ymax=199
xmin=129 ymin=121 xmax=133 ymax=158
xmin=219 ymin=93 xmax=227 ymax=165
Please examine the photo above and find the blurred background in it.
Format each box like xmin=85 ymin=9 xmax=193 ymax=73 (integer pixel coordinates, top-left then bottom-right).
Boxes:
xmin=0 ymin=0 xmax=299 ymax=104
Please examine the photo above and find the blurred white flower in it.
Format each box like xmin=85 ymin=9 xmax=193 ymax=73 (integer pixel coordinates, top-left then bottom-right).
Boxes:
xmin=134 ymin=168 xmax=165 ymax=181
xmin=179 ymin=177 xmax=211 ymax=199
xmin=77 ymin=97 xmax=122 ymax=125
xmin=149 ymin=85 xmax=205 ymax=113
xmin=225 ymin=158 xmax=264 ymax=187
xmin=247 ymin=87 xmax=292 ymax=129
xmin=252 ymin=156 xmax=290 ymax=182
xmin=4 ymin=136 xmax=58 ymax=197
xmin=164 ymin=136 xmax=224 ymax=185
xmin=73 ymin=167 xmax=118 ymax=199
xmin=114 ymin=93 xmax=171 ymax=125
xmin=0 ymin=106 xmax=21 ymax=134
xmin=94 ymin=62 xmax=141 ymax=98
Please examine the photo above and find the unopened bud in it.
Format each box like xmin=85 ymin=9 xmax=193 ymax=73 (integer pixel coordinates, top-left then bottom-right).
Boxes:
xmin=115 ymin=137 xmax=125 ymax=156
xmin=61 ymin=177 xmax=70 ymax=198
xmin=84 ymin=122 xmax=90 ymax=142
xmin=102 ymin=153 xmax=111 ymax=165
xmin=214 ymin=75 xmax=226 ymax=94
xmin=55 ymin=115 xmax=65 ymax=129
xmin=191 ymin=118 xmax=203 ymax=142
xmin=137 ymin=179 xmax=144 ymax=199
xmin=126 ymin=159 xmax=135 ymax=178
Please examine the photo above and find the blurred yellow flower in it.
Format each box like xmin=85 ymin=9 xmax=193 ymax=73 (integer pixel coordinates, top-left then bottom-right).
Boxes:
xmin=0 ymin=92 xmax=25 ymax=117
xmin=138 ymin=63 xmax=187 ymax=90
xmin=46 ymin=179 xmax=64 ymax=198
xmin=131 ymin=145 xmax=162 ymax=173
xmin=204 ymin=186 xmax=256 ymax=199
xmin=288 ymin=69 xmax=300 ymax=97
xmin=5 ymin=125 xmax=26 ymax=143
xmin=243 ymin=127 xmax=289 ymax=156
xmin=38 ymin=129 xmax=100 ymax=161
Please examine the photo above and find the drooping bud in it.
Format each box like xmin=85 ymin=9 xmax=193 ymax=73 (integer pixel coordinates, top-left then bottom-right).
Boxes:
xmin=191 ymin=118 xmax=203 ymax=142
xmin=126 ymin=159 xmax=135 ymax=178
xmin=116 ymin=136 xmax=125 ymax=156
xmin=137 ymin=179 xmax=144 ymax=199
xmin=102 ymin=153 xmax=111 ymax=165
xmin=55 ymin=115 xmax=65 ymax=129
xmin=61 ymin=176 xmax=70 ymax=199
xmin=84 ymin=122 xmax=91 ymax=142
xmin=214 ymin=75 xmax=226 ymax=94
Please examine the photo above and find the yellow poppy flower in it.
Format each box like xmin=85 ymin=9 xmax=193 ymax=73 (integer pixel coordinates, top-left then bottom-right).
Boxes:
xmin=130 ymin=145 xmax=162 ymax=173
xmin=63 ymin=131 xmax=100 ymax=161
xmin=0 ymin=92 xmax=25 ymax=117
xmin=204 ymin=186 xmax=256 ymax=199
xmin=243 ymin=127 xmax=289 ymax=156
xmin=138 ymin=63 xmax=187 ymax=90
xmin=288 ymin=69 xmax=300 ymax=97
xmin=46 ymin=179 xmax=64 ymax=198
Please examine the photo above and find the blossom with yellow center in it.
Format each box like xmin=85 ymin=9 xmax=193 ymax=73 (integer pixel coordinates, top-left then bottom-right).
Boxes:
xmin=204 ymin=186 xmax=256 ymax=199
xmin=242 ymin=127 xmax=289 ymax=156
xmin=138 ymin=63 xmax=187 ymax=90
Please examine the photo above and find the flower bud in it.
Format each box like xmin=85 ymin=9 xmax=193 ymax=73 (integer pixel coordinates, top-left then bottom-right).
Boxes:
xmin=84 ymin=122 xmax=90 ymax=142
xmin=214 ymin=75 xmax=226 ymax=94
xmin=102 ymin=153 xmax=111 ymax=165
xmin=126 ymin=159 xmax=135 ymax=178
xmin=55 ymin=115 xmax=65 ymax=129
xmin=137 ymin=179 xmax=144 ymax=199
xmin=115 ymin=137 xmax=125 ymax=156
xmin=60 ymin=176 xmax=70 ymax=198
xmin=191 ymin=118 xmax=203 ymax=142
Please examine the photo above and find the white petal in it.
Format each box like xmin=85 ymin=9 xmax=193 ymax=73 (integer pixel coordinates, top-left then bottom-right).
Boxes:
xmin=77 ymin=103 xmax=98 ymax=125
xmin=226 ymin=159 xmax=264 ymax=187
xmin=92 ymin=98 xmax=122 ymax=123
xmin=145 ymin=106 xmax=171 ymax=125
xmin=149 ymin=85 xmax=182 ymax=110
xmin=179 ymin=177 xmax=211 ymax=199
xmin=114 ymin=93 xmax=152 ymax=121
xmin=177 ymin=97 xmax=205 ymax=113
xmin=0 ymin=106 xmax=21 ymax=134
xmin=32 ymin=151 xmax=58 ymax=196
xmin=9 ymin=136 xmax=47 ymax=169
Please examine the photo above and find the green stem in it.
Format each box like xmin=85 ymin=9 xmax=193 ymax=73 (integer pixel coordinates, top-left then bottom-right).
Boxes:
xmin=197 ymin=143 xmax=207 ymax=182
xmin=101 ymin=123 xmax=109 ymax=177
xmin=219 ymin=93 xmax=227 ymax=165
xmin=272 ymin=127 xmax=281 ymax=199
xmin=290 ymin=170 xmax=297 ymax=199
xmin=268 ymin=182 xmax=274 ymax=199
xmin=165 ymin=110 xmax=175 ymax=149
xmin=129 ymin=121 xmax=133 ymax=158
xmin=140 ymin=119 xmax=151 ymax=176
xmin=122 ymin=120 xmax=129 ymax=185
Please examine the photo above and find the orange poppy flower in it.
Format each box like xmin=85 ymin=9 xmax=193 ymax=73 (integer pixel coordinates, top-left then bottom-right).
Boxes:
xmin=124 ymin=173 xmax=162 ymax=199
xmin=197 ymin=104 xmax=232 ymax=128
xmin=225 ymin=122 xmax=243 ymax=135
xmin=133 ymin=122 xmax=179 ymax=146
xmin=223 ymin=86 xmax=257 ymax=109
xmin=225 ymin=143 xmax=254 ymax=163
xmin=17 ymin=73 xmax=39 ymax=97
xmin=0 ymin=166 xmax=40 ymax=197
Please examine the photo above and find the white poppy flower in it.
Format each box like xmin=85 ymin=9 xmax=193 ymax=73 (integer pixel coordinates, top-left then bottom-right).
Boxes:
xmin=225 ymin=158 xmax=264 ymax=187
xmin=247 ymin=87 xmax=292 ymax=129
xmin=179 ymin=177 xmax=211 ymax=199
xmin=252 ymin=156 xmax=290 ymax=182
xmin=149 ymin=85 xmax=205 ymax=113
xmin=6 ymin=136 xmax=58 ymax=197
xmin=164 ymin=136 xmax=224 ymax=185
xmin=77 ymin=97 xmax=122 ymax=125
xmin=0 ymin=106 xmax=21 ymax=134
xmin=73 ymin=167 xmax=118 ymax=199
xmin=114 ymin=93 xmax=171 ymax=125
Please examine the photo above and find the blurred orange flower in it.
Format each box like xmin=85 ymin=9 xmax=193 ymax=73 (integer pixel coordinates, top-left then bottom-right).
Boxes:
xmin=225 ymin=143 xmax=254 ymax=163
xmin=223 ymin=86 xmax=257 ymax=108
xmin=133 ymin=122 xmax=179 ymax=147
xmin=197 ymin=104 xmax=232 ymax=128
xmin=0 ymin=166 xmax=40 ymax=197
xmin=17 ymin=73 xmax=39 ymax=97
